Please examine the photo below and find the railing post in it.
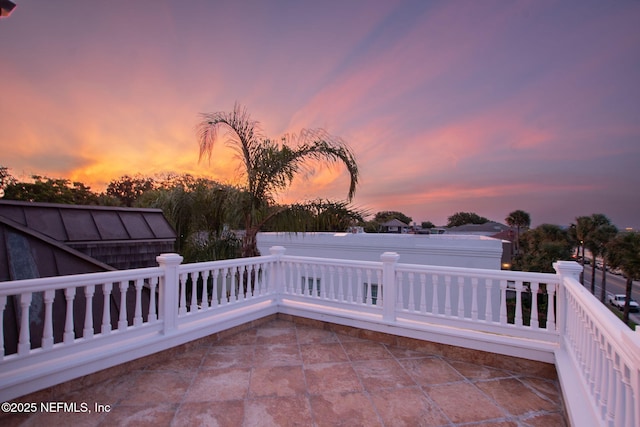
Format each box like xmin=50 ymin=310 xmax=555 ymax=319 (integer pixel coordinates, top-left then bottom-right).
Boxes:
xmin=269 ymin=246 xmax=286 ymax=301
xmin=157 ymin=253 xmax=184 ymax=334
xmin=381 ymin=252 xmax=400 ymax=322
xmin=553 ymin=260 xmax=583 ymax=339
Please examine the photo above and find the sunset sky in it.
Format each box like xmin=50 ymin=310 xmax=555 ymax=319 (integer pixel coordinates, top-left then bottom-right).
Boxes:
xmin=1 ymin=1 xmax=639 ymax=229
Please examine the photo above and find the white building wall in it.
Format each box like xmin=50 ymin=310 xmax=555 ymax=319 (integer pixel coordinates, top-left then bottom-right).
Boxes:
xmin=257 ymin=232 xmax=503 ymax=269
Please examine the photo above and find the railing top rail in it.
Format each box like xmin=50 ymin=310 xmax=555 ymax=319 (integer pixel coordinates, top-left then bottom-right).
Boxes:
xmin=280 ymin=254 xmax=382 ymax=269
xmin=396 ymin=262 xmax=559 ymax=283
xmin=0 ymin=266 xmax=163 ymax=295
xmin=563 ymin=275 xmax=640 ymax=366
xmin=178 ymin=254 xmax=277 ymax=273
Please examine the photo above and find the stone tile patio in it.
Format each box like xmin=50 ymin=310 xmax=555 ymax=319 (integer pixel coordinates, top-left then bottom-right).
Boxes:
xmin=2 ymin=317 xmax=567 ymax=426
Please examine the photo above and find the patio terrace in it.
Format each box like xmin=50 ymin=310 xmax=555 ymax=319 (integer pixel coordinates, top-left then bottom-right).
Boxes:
xmin=2 ymin=315 xmax=565 ymax=426
xmin=1 ymin=247 xmax=638 ymax=426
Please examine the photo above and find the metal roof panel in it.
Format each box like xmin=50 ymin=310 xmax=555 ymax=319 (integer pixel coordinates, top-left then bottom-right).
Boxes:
xmin=61 ymin=210 xmax=101 ymax=241
xmin=120 ymin=211 xmax=154 ymax=239
xmin=23 ymin=208 xmax=68 ymax=241
xmin=93 ymin=210 xmax=130 ymax=240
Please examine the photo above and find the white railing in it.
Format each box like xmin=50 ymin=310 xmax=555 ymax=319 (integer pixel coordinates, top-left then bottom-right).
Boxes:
xmin=554 ymin=261 xmax=640 ymax=427
xmin=0 ymin=247 xmax=638 ymax=427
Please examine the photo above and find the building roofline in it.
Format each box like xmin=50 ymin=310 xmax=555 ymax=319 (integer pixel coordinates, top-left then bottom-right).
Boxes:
xmin=0 ymin=215 xmax=116 ymax=272
xmin=0 ymin=200 xmax=164 ymax=214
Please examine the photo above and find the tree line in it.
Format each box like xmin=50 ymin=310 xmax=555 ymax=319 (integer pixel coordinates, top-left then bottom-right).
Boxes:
xmin=377 ymin=208 xmax=639 ymax=325
xmin=506 ymin=210 xmax=638 ymax=325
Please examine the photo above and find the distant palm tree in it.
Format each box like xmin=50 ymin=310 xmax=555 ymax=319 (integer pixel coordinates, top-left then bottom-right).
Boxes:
xmin=607 ymin=232 xmax=640 ymax=325
xmin=505 ymin=210 xmax=531 ymax=254
xmin=574 ymin=216 xmax=595 ymax=284
xmin=197 ymin=103 xmax=359 ymax=257
xmin=513 ymin=224 xmax=572 ymax=273
xmin=597 ymin=225 xmax=618 ymax=303
xmin=582 ymin=214 xmax=617 ymax=297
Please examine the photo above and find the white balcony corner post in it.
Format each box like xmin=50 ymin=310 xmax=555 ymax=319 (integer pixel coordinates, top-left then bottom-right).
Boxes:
xmin=553 ymin=260 xmax=583 ymax=339
xmin=553 ymin=260 xmax=583 ymax=282
xmin=157 ymin=253 xmax=184 ymax=334
xmin=269 ymin=246 xmax=286 ymax=300
xmin=381 ymin=252 xmax=400 ymax=322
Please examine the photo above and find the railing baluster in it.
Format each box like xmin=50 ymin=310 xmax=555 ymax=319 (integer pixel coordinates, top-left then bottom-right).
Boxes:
xmin=18 ymin=292 xmax=32 ymax=354
xmin=499 ymin=280 xmax=507 ymax=325
xmin=365 ymin=269 xmax=373 ymax=305
xmin=356 ymin=268 xmax=363 ymax=303
xmin=134 ymin=279 xmax=143 ymax=326
xmin=287 ymin=262 xmax=295 ymax=295
xmin=231 ymin=266 xmax=237 ymax=299
xmin=337 ymin=266 xmax=344 ymax=301
xmin=407 ymin=272 xmax=415 ymax=311
xmin=614 ymin=356 xmax=625 ymax=427
xmin=471 ymin=278 xmax=478 ymax=321
xmin=328 ymin=266 xmax=336 ymax=300
xmin=179 ymin=273 xmax=187 ymax=314
xmin=102 ymin=283 xmax=112 ymax=334
xmin=457 ymin=277 xmax=464 ymax=318
xmin=598 ymin=337 xmax=609 ymax=420
xmin=84 ymin=285 xmax=95 ymax=338
xmin=530 ymin=282 xmax=539 ymax=329
xmin=376 ymin=270 xmax=383 ymax=305
xmin=587 ymin=326 xmax=597 ymax=396
xmin=281 ymin=262 xmax=289 ymax=295
xmin=256 ymin=263 xmax=264 ymax=296
xmin=301 ymin=264 xmax=308 ymax=296
xmin=64 ymin=287 xmax=76 ymax=343
xmin=42 ymin=290 xmax=55 ymax=349
xmin=444 ymin=276 xmax=452 ymax=317
xmin=295 ymin=263 xmax=302 ymax=296
xmin=224 ymin=268 xmax=232 ymax=303
xmin=190 ymin=273 xmax=199 ymax=312
xmin=592 ymin=331 xmax=603 ymax=407
xmin=546 ymin=282 xmax=556 ymax=329
xmin=419 ymin=274 xmax=427 ymax=313
xmin=211 ymin=268 xmax=220 ymax=306
xmin=149 ymin=277 xmax=158 ymax=322
xmin=622 ymin=365 xmax=634 ymax=427
xmin=605 ymin=347 xmax=616 ymax=425
xmin=346 ymin=268 xmax=353 ymax=302
xmin=484 ymin=279 xmax=492 ymax=323
xmin=397 ymin=272 xmax=405 ymax=309
xmin=311 ymin=264 xmax=318 ymax=297
xmin=431 ymin=274 xmax=439 ymax=315
xmin=118 ymin=282 xmax=128 ymax=330
xmin=514 ymin=281 xmax=523 ymax=326
xmin=320 ymin=265 xmax=327 ymax=299
xmin=202 ymin=271 xmax=210 ymax=308
xmin=241 ymin=265 xmax=247 ymax=299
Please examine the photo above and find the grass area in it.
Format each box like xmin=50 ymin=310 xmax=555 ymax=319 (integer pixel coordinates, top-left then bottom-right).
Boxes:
xmin=607 ymin=305 xmax=637 ymax=331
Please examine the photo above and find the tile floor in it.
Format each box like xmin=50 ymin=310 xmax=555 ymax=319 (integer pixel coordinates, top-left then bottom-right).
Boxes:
xmin=2 ymin=319 xmax=567 ymax=426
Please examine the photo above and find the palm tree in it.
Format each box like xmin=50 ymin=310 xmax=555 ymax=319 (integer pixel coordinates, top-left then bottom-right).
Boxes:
xmin=607 ymin=232 xmax=640 ymax=325
xmin=597 ymin=225 xmax=618 ymax=303
xmin=143 ymin=176 xmax=243 ymax=261
xmin=505 ymin=210 xmax=531 ymax=254
xmin=581 ymin=214 xmax=617 ymax=297
xmin=197 ymin=104 xmax=359 ymax=257
xmin=574 ymin=216 xmax=595 ymax=284
xmin=512 ymin=224 xmax=573 ymax=273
